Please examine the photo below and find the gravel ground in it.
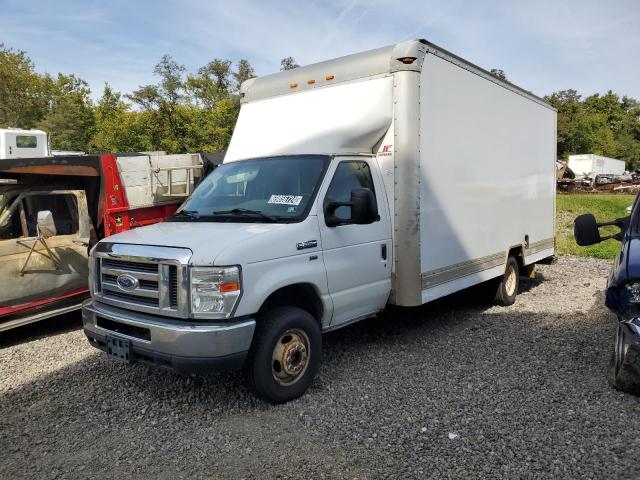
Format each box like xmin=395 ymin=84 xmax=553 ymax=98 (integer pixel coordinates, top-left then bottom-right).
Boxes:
xmin=2 ymin=255 xmax=640 ymax=479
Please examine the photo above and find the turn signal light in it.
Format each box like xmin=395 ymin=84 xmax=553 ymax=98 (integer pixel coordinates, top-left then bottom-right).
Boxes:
xmin=307 ymin=79 xmax=316 ymax=85
xmin=220 ymin=281 xmax=241 ymax=293
xmin=289 ymin=82 xmax=298 ymax=88
xmin=326 ymin=74 xmax=334 ymax=81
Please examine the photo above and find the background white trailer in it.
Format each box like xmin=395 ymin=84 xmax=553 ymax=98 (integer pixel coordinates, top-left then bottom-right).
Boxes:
xmin=568 ymin=154 xmax=626 ymax=176
xmin=228 ymin=39 xmax=557 ymax=307
xmin=0 ymin=128 xmax=49 ymax=159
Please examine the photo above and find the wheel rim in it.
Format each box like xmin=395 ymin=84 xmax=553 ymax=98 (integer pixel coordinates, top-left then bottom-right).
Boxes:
xmin=615 ymin=323 xmax=626 ymax=375
xmin=271 ymin=329 xmax=310 ymax=386
xmin=505 ymin=265 xmax=517 ymax=297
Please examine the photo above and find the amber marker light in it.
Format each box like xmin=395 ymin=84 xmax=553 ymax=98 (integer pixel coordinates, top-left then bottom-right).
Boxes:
xmin=220 ymin=281 xmax=241 ymax=293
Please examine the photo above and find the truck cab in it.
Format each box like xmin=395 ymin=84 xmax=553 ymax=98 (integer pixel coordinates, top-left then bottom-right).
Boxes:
xmin=83 ymin=153 xmax=389 ymax=401
xmin=0 ymin=129 xmax=50 ymax=159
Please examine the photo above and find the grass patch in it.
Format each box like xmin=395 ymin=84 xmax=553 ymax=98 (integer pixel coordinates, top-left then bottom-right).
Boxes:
xmin=556 ymin=193 xmax=635 ymax=258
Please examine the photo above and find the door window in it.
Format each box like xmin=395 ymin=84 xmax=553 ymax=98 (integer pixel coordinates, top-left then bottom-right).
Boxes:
xmin=325 ymin=161 xmax=375 ymax=220
xmin=16 ymin=136 xmax=38 ymax=148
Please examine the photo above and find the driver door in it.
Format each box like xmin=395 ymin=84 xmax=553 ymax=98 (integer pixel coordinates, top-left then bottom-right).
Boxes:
xmin=318 ymin=158 xmax=392 ymax=327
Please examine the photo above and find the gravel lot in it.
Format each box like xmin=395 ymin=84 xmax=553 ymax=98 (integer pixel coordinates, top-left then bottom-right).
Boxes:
xmin=2 ymin=255 xmax=640 ymax=479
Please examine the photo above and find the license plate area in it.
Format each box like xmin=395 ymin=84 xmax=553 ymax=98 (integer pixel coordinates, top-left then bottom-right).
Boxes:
xmin=106 ymin=336 xmax=132 ymax=362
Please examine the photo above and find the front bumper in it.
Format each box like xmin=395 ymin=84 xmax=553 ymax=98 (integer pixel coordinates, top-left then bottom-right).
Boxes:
xmin=82 ymin=299 xmax=256 ymax=374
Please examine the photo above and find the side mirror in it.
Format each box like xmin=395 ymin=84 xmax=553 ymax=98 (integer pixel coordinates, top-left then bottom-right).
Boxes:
xmin=574 ymin=214 xmax=601 ymax=246
xmin=324 ymin=188 xmax=379 ymax=227
xmin=37 ymin=210 xmax=57 ymax=238
xmin=574 ymin=213 xmax=630 ymax=246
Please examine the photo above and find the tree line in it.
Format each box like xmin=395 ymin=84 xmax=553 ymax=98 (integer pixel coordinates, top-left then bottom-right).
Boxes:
xmin=1 ymin=44 xmax=639 ymax=169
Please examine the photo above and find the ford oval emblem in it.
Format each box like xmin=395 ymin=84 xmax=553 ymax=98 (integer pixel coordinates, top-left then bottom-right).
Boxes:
xmin=116 ymin=274 xmax=138 ymax=291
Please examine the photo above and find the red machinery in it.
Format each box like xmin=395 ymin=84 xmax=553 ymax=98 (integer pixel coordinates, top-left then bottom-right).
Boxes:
xmin=0 ymin=152 xmax=216 ymax=330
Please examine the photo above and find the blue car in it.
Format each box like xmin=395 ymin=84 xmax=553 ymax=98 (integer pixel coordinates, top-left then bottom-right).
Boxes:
xmin=574 ymin=205 xmax=639 ymax=393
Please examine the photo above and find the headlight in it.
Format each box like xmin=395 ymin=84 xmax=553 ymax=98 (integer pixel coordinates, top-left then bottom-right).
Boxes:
xmin=625 ymin=282 xmax=640 ymax=303
xmin=190 ymin=266 xmax=241 ymax=319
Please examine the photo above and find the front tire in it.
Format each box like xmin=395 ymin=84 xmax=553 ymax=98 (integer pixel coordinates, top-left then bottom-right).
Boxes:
xmin=608 ymin=322 xmax=640 ymax=395
xmin=245 ymin=306 xmax=321 ymax=403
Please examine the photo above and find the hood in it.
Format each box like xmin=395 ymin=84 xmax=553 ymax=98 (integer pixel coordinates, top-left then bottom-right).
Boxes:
xmin=101 ymin=217 xmax=322 ymax=266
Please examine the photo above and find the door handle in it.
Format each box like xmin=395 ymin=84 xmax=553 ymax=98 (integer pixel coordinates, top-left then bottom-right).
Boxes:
xmin=381 ymin=243 xmax=387 ymax=260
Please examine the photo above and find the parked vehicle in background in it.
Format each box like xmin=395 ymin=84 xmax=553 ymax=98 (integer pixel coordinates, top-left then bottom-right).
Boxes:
xmin=0 ymin=128 xmax=50 ymax=159
xmin=568 ymin=154 xmax=626 ymax=176
xmin=0 ymin=152 xmax=218 ymax=331
xmin=574 ymin=201 xmax=640 ymax=394
xmin=82 ymin=39 xmax=557 ymax=403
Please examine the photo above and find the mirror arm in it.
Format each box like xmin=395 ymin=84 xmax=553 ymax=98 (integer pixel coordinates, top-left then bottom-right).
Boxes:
xmin=598 ymin=216 xmax=631 ymax=242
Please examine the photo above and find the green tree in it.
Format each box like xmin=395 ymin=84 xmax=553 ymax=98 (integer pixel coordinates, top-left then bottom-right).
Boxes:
xmin=490 ymin=68 xmax=507 ymax=81
xmin=234 ymin=59 xmax=255 ymax=92
xmin=546 ymin=89 xmax=584 ymax=157
xmin=88 ymin=84 xmax=152 ymax=153
xmin=37 ymin=73 xmax=94 ymax=151
xmin=280 ymin=56 xmax=299 ymax=71
xmin=186 ymin=59 xmax=232 ymax=108
xmin=128 ymin=54 xmax=187 ymax=151
xmin=573 ymin=112 xmax=617 ymax=157
xmin=0 ymin=44 xmax=50 ymax=128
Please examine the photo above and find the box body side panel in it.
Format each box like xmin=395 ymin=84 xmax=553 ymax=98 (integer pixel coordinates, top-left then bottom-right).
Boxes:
xmin=413 ymin=53 xmax=555 ymax=299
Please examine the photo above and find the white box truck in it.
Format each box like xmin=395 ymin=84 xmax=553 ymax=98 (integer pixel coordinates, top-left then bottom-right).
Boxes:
xmin=0 ymin=128 xmax=50 ymax=159
xmin=82 ymin=40 xmax=556 ymax=402
xmin=567 ymin=154 xmax=625 ymax=176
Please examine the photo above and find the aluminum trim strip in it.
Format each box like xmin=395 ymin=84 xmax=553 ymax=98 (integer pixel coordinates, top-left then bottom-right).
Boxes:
xmin=421 ymin=252 xmax=505 ymax=290
xmin=102 ymin=281 xmax=159 ymax=299
xmin=524 ymin=238 xmax=555 ymax=256
xmin=101 ymin=266 xmax=159 ymax=282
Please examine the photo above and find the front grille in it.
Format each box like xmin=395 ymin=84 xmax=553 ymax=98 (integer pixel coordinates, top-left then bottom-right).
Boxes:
xmin=93 ymin=244 xmax=190 ymax=318
xmin=99 ymin=257 xmax=169 ymax=313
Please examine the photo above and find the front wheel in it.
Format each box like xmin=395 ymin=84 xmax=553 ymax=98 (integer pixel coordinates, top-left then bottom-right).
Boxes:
xmin=607 ymin=322 xmax=640 ymax=395
xmin=245 ymin=306 xmax=321 ymax=403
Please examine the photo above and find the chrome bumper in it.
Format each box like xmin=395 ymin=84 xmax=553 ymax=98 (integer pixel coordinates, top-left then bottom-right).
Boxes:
xmin=82 ymin=299 xmax=256 ymax=374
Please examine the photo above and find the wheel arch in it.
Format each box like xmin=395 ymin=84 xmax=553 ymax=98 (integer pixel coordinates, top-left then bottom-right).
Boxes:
xmin=507 ymin=244 xmax=524 ymax=267
xmin=258 ymin=283 xmax=325 ymax=326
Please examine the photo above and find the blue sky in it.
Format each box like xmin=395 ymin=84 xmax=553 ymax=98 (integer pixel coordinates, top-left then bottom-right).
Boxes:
xmin=1 ymin=0 xmax=639 ymax=100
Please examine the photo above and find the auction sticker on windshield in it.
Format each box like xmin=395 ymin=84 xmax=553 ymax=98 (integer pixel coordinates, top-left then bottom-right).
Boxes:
xmin=268 ymin=195 xmax=303 ymax=206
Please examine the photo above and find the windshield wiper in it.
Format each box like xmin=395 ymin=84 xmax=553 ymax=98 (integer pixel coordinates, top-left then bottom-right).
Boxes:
xmin=213 ymin=208 xmax=279 ymax=222
xmin=172 ymin=209 xmax=201 ymax=220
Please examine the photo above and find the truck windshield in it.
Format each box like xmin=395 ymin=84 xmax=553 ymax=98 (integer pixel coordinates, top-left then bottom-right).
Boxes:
xmin=172 ymin=155 xmax=330 ymax=223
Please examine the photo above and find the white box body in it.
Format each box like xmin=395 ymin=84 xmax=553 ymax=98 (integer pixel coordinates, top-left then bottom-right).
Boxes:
xmin=568 ymin=154 xmax=625 ymax=176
